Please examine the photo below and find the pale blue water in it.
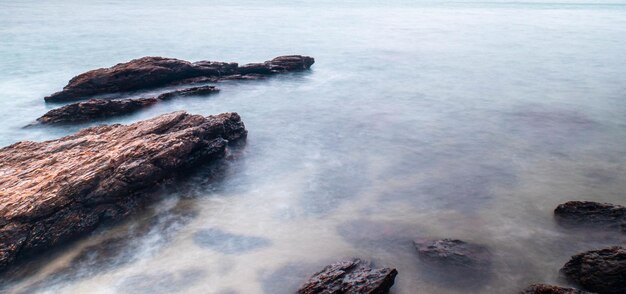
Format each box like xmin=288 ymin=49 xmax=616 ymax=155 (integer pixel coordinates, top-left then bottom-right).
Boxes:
xmin=1 ymin=1 xmax=625 ymax=293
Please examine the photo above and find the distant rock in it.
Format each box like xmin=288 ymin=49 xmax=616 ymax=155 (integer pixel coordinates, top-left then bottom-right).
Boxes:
xmin=520 ymin=284 xmax=593 ymax=294
xmin=297 ymin=259 xmax=397 ymax=294
xmin=0 ymin=111 xmax=246 ymax=272
xmin=561 ymin=246 xmax=625 ymax=294
xmin=554 ymin=201 xmax=626 ymax=232
xmin=45 ymin=55 xmax=314 ymax=102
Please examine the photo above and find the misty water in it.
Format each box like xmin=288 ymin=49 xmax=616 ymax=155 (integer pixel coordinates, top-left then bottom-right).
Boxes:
xmin=1 ymin=0 xmax=626 ymax=293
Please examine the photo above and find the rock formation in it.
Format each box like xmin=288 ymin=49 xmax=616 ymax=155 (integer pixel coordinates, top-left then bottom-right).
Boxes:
xmin=555 ymin=201 xmax=626 ymax=232
xmin=36 ymin=98 xmax=158 ymax=124
xmin=0 ymin=111 xmax=246 ymax=272
xmin=297 ymin=259 xmax=397 ymax=294
xmin=520 ymin=284 xmax=592 ymax=294
xmin=44 ymin=55 xmax=314 ymax=102
xmin=36 ymin=85 xmax=220 ymax=124
xmin=561 ymin=246 xmax=625 ymax=294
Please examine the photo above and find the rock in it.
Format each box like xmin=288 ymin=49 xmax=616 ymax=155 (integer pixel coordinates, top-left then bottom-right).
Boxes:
xmin=297 ymin=259 xmax=397 ymax=294
xmin=36 ymin=85 xmax=220 ymax=124
xmin=560 ymin=246 xmax=626 ymax=294
xmin=520 ymin=284 xmax=593 ymax=294
xmin=36 ymin=97 xmax=158 ymax=124
xmin=156 ymin=85 xmax=219 ymax=100
xmin=45 ymin=55 xmax=314 ymax=102
xmin=414 ymin=238 xmax=492 ymax=269
xmin=554 ymin=201 xmax=626 ymax=232
xmin=0 ymin=111 xmax=246 ymax=272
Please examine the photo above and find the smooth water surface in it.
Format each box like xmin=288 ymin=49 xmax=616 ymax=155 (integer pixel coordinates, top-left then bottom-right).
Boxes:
xmin=1 ymin=0 xmax=625 ymax=293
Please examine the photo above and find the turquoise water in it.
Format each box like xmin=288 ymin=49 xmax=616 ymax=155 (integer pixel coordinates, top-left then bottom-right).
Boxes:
xmin=1 ymin=1 xmax=626 ymax=293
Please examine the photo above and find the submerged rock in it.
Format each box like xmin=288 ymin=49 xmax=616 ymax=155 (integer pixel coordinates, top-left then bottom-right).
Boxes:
xmin=414 ymin=238 xmax=492 ymax=269
xmin=45 ymin=55 xmax=314 ymax=102
xmin=520 ymin=284 xmax=592 ymax=294
xmin=413 ymin=238 xmax=493 ymax=289
xmin=36 ymin=97 xmax=158 ymax=124
xmin=0 ymin=111 xmax=246 ymax=272
xmin=560 ymin=246 xmax=626 ymax=294
xmin=297 ymin=259 xmax=397 ymax=294
xmin=36 ymin=85 xmax=220 ymax=124
xmin=554 ymin=201 xmax=626 ymax=232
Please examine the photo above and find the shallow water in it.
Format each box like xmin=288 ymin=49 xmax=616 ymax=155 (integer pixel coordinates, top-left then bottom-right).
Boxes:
xmin=1 ymin=0 xmax=626 ymax=293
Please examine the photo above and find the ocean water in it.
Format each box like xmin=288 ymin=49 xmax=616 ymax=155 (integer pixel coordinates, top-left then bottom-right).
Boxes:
xmin=1 ymin=0 xmax=626 ymax=293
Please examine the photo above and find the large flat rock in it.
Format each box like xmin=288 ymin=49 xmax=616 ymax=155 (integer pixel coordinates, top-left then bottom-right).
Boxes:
xmin=45 ymin=55 xmax=314 ymax=102
xmin=0 ymin=111 xmax=246 ymax=271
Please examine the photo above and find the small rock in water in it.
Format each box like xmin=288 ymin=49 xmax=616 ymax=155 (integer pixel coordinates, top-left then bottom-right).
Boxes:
xmin=414 ymin=238 xmax=492 ymax=269
xmin=520 ymin=284 xmax=593 ymax=294
xmin=155 ymin=85 xmax=219 ymax=100
xmin=297 ymin=259 xmax=397 ymax=294
xmin=554 ymin=201 xmax=626 ymax=233
xmin=560 ymin=246 xmax=626 ymax=294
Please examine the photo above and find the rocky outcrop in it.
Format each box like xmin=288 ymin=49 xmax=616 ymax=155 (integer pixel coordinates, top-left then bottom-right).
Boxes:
xmin=561 ymin=246 xmax=625 ymax=294
xmin=45 ymin=55 xmax=314 ymax=102
xmin=36 ymin=98 xmax=158 ymax=124
xmin=0 ymin=111 xmax=246 ymax=272
xmin=36 ymin=85 xmax=220 ymax=124
xmin=555 ymin=201 xmax=626 ymax=232
xmin=520 ymin=284 xmax=592 ymax=294
xmin=297 ymin=259 xmax=397 ymax=294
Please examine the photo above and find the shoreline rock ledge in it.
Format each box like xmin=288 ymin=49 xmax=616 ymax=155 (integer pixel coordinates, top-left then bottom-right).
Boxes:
xmin=0 ymin=111 xmax=246 ymax=272
xmin=297 ymin=259 xmax=397 ymax=294
xmin=44 ymin=55 xmax=314 ymax=102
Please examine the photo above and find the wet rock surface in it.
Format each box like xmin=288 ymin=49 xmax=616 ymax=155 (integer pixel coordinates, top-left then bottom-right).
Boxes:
xmin=45 ymin=55 xmax=314 ymax=102
xmin=0 ymin=111 xmax=246 ymax=272
xmin=297 ymin=259 xmax=397 ymax=294
xmin=520 ymin=284 xmax=592 ymax=294
xmin=555 ymin=201 xmax=626 ymax=232
xmin=560 ymin=246 xmax=626 ymax=294
xmin=414 ymin=238 xmax=493 ymax=289
xmin=36 ymin=85 xmax=220 ymax=124
xmin=36 ymin=97 xmax=158 ymax=124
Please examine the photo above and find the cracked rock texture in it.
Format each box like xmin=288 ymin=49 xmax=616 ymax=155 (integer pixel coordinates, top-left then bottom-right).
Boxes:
xmin=0 ymin=111 xmax=246 ymax=271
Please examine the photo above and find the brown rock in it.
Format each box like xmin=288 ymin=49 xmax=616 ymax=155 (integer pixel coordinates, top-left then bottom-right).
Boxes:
xmin=36 ymin=85 xmax=220 ymax=124
xmin=297 ymin=259 xmax=397 ymax=294
xmin=45 ymin=55 xmax=314 ymax=102
xmin=554 ymin=201 xmax=626 ymax=232
xmin=561 ymin=246 xmax=626 ymax=294
xmin=36 ymin=97 xmax=158 ymax=124
xmin=520 ymin=284 xmax=593 ymax=294
xmin=0 ymin=111 xmax=246 ymax=272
